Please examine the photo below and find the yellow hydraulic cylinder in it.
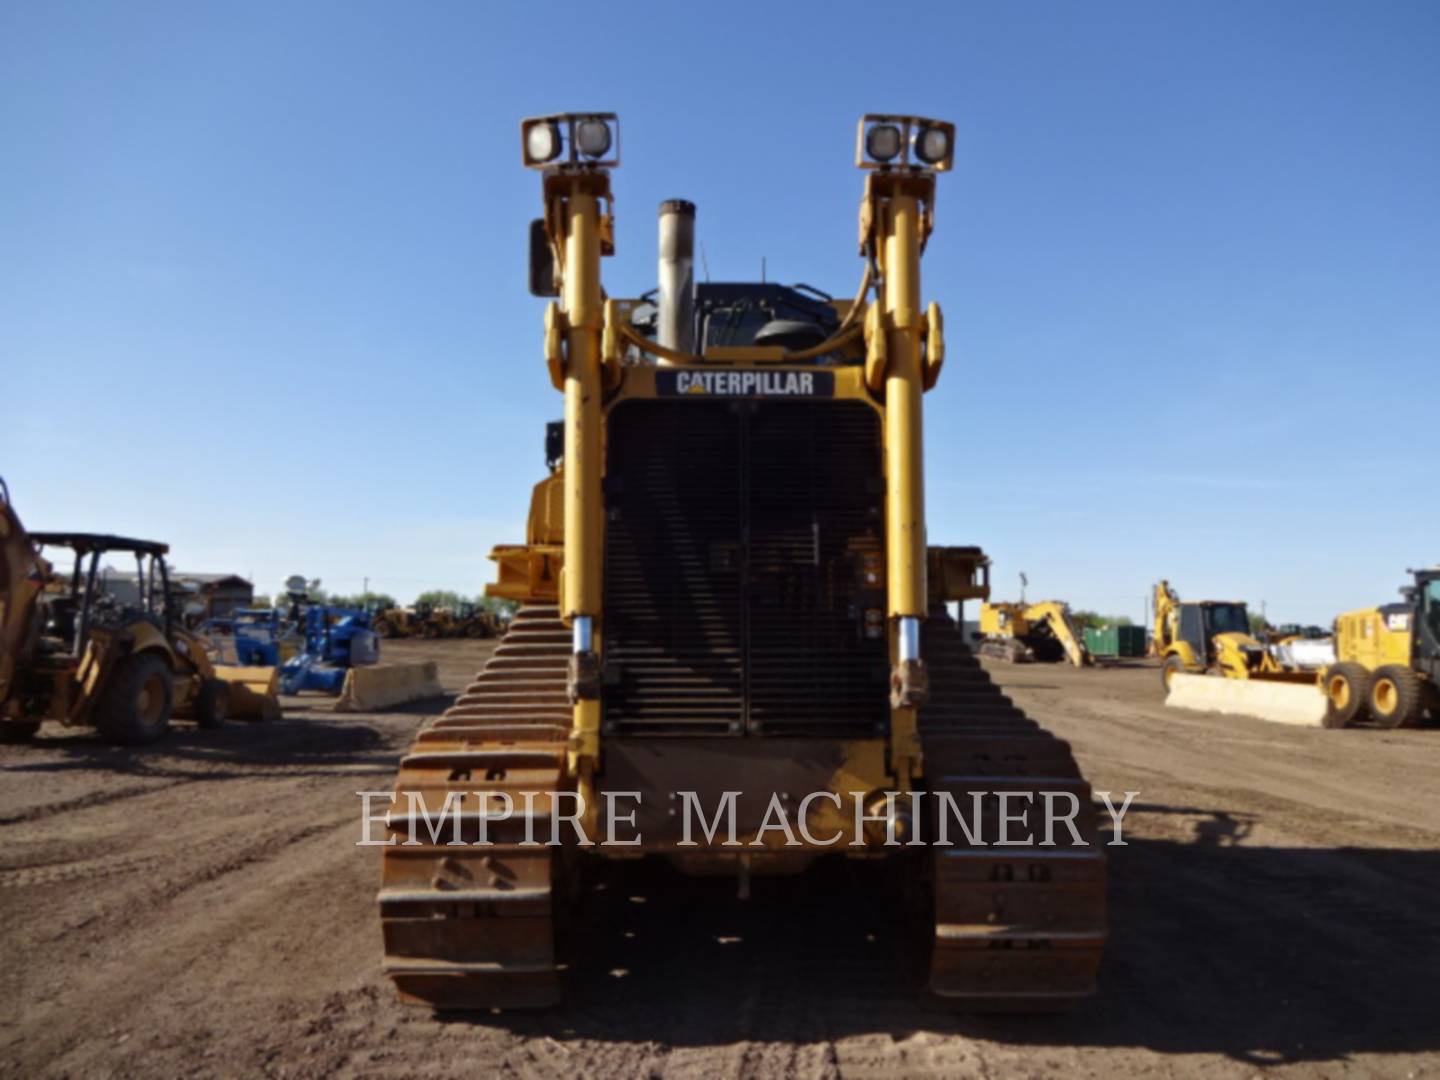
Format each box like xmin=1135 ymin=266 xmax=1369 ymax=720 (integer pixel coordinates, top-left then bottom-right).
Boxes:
xmin=881 ymin=193 xmax=927 ymax=620
xmin=561 ymin=190 xmax=604 ymax=624
xmin=554 ymin=184 xmax=606 ymax=799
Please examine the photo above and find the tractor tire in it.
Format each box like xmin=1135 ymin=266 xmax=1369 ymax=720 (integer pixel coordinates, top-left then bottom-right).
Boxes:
xmin=422 ymin=624 xmax=440 ymax=640
xmin=95 ymin=652 xmax=174 ymax=746
xmin=1323 ymin=662 xmax=1370 ymax=728
xmin=1369 ymin=665 xmax=1424 ymax=729
xmin=0 ymin=720 xmax=41 ymax=743
xmin=1161 ymin=654 xmax=1187 ymax=692
xmin=373 ymin=619 xmax=393 ymax=639
xmin=194 ymin=677 xmax=229 ymax=729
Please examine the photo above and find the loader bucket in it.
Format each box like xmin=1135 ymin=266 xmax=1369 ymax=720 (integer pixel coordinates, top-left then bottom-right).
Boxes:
xmin=334 ymin=662 xmax=443 ymax=712
xmin=214 ymin=666 xmax=282 ymax=721
xmin=1166 ymin=672 xmax=1326 ymax=727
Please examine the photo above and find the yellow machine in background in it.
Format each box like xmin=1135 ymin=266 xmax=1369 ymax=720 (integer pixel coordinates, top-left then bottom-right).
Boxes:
xmin=1153 ymin=579 xmax=1311 ymax=690
xmin=371 ymin=604 xmax=430 ymax=639
xmin=378 ymin=113 xmax=1105 ymax=1014
xmin=0 ymin=483 xmax=275 ymax=743
xmin=1321 ymin=568 xmax=1439 ymax=729
xmin=977 ymin=601 xmax=1092 ymax=666
xmin=416 ymin=603 xmax=499 ymax=640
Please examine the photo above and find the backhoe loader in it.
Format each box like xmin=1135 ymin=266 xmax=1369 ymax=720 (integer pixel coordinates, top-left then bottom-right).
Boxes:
xmin=0 ymin=482 xmax=276 ymax=744
xmin=1321 ymin=568 xmax=1440 ymax=729
xmin=1153 ymin=580 xmax=1312 ymax=690
xmin=377 ymin=114 xmax=1105 ymax=1013
xmin=977 ymin=601 xmax=1093 ymax=666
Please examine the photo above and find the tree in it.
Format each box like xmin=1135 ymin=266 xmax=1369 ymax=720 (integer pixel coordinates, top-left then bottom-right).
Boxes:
xmin=1071 ymin=610 xmax=1134 ymax=630
xmin=331 ymin=592 xmax=397 ymax=612
xmin=478 ymin=595 xmax=519 ymax=619
xmin=415 ymin=589 xmax=465 ymax=611
xmin=1248 ymin=611 xmax=1270 ymax=636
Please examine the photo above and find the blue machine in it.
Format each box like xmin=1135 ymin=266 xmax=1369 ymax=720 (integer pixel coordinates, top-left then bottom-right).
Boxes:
xmin=281 ymin=605 xmax=380 ymax=694
xmin=230 ymin=604 xmax=379 ymax=695
xmin=231 ymin=608 xmax=286 ymax=666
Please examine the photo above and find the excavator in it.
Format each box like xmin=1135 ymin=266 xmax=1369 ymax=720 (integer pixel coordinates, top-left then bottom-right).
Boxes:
xmin=377 ymin=114 xmax=1106 ymax=1012
xmin=976 ymin=601 xmax=1093 ymax=667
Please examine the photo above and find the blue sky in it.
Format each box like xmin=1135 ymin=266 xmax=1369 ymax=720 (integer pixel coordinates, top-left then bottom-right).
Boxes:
xmin=2 ymin=1 xmax=1436 ymax=625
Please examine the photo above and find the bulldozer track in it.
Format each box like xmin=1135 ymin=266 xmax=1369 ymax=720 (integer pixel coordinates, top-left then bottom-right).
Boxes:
xmin=919 ymin=606 xmax=1107 ymax=1011
xmin=379 ymin=604 xmax=571 ymax=1009
xmin=379 ymin=604 xmax=1104 ymax=1011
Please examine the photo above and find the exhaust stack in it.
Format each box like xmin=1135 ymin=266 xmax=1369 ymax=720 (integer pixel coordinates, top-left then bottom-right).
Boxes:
xmin=657 ymin=199 xmax=696 ymax=358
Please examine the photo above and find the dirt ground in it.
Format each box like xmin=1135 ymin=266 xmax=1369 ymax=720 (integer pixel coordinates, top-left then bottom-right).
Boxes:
xmin=3 ymin=640 xmax=1438 ymax=1079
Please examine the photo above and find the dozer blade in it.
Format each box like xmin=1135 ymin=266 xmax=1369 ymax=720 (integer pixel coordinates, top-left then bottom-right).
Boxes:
xmin=1166 ymin=672 xmax=1326 ymax=727
xmin=213 ymin=665 xmax=282 ymax=721
xmin=335 ymin=661 xmax=444 ymax=712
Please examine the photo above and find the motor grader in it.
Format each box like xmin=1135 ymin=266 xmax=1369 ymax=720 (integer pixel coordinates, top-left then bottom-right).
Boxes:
xmin=0 ymin=483 xmax=274 ymax=744
xmin=1321 ymin=568 xmax=1439 ymax=729
xmin=977 ymin=601 xmax=1093 ymax=666
xmin=378 ymin=114 xmax=1106 ymax=1012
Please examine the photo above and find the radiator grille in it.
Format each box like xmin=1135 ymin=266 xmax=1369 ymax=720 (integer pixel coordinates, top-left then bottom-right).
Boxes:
xmin=602 ymin=398 xmax=888 ymax=737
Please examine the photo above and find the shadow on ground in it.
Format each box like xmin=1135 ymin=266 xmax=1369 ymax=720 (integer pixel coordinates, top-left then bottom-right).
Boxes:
xmin=457 ymin=805 xmax=1439 ymax=1068
xmin=0 ymin=712 xmax=408 ymax=784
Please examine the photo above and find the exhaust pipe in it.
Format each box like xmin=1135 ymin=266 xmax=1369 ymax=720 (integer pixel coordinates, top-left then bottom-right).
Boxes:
xmin=657 ymin=199 xmax=696 ymax=358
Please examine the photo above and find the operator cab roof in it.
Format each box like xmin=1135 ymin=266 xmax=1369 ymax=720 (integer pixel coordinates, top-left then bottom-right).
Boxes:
xmin=29 ymin=533 xmax=170 ymax=557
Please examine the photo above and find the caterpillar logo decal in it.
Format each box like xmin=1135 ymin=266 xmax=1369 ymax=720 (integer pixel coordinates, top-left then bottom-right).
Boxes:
xmin=656 ymin=369 xmax=835 ymax=398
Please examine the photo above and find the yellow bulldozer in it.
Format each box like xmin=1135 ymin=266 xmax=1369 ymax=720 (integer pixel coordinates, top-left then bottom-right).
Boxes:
xmin=976 ymin=600 xmax=1093 ymax=666
xmin=1153 ymin=579 xmax=1312 ymax=691
xmin=1321 ymin=568 xmax=1439 ymax=729
xmin=376 ymin=114 xmax=1106 ymax=1013
xmin=0 ymin=482 xmax=277 ymax=744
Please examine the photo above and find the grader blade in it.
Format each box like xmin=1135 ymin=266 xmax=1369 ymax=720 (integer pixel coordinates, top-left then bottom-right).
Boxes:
xmin=1166 ymin=672 xmax=1327 ymax=727
xmin=335 ymin=661 xmax=444 ymax=712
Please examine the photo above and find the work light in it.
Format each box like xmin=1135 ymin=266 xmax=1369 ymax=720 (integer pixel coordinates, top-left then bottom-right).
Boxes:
xmin=525 ymin=121 xmax=562 ymax=165
xmin=521 ymin=113 xmax=620 ymax=169
xmin=855 ymin=115 xmax=955 ymax=172
xmin=912 ymin=124 xmax=951 ymax=166
xmin=575 ymin=118 xmax=612 ymax=159
xmin=865 ymin=123 xmax=902 ymax=163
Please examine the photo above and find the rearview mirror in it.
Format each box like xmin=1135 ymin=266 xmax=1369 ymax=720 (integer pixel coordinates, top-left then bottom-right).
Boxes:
xmin=529 ymin=219 xmax=558 ymax=297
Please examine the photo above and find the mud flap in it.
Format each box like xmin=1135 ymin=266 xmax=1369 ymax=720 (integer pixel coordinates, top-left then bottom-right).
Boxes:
xmin=1165 ymin=673 xmax=1326 ymax=727
xmin=336 ymin=662 xmax=444 ymax=712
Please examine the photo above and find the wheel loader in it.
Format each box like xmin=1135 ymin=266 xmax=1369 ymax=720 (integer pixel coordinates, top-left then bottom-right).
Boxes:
xmin=377 ymin=114 xmax=1106 ymax=1012
xmin=451 ymin=602 xmax=499 ymax=639
xmin=1153 ymin=579 xmax=1313 ymax=691
xmin=0 ymin=482 xmax=277 ymax=744
xmin=1321 ymin=568 xmax=1440 ymax=729
xmin=372 ymin=602 xmax=431 ymax=640
xmin=977 ymin=601 xmax=1093 ymax=666
xmin=415 ymin=603 xmax=496 ymax=639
